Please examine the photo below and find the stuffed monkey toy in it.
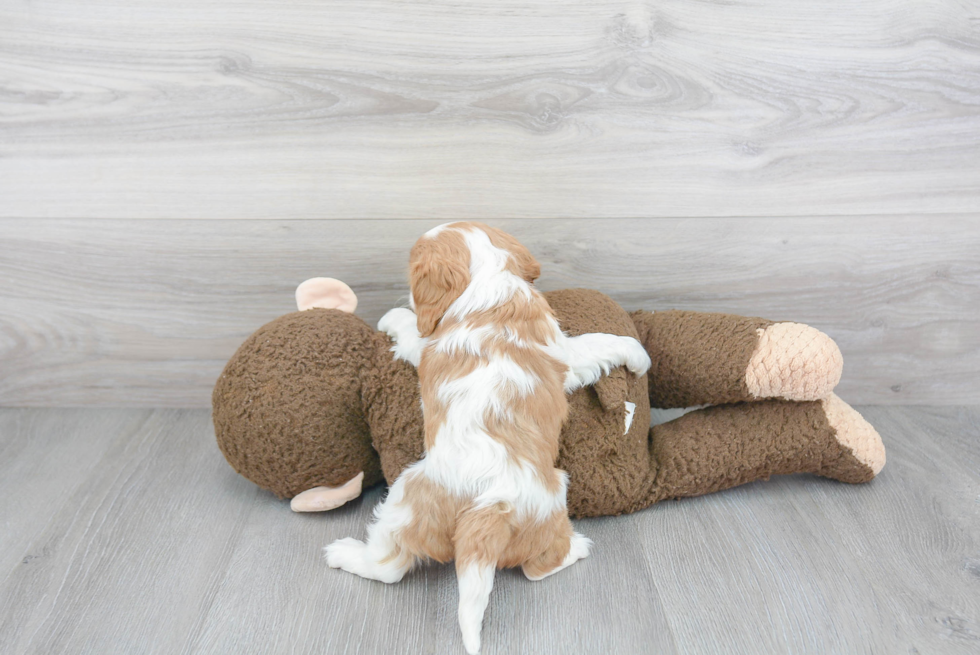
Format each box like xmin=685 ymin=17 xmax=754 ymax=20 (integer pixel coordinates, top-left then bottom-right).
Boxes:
xmin=213 ymin=277 xmax=884 ymax=518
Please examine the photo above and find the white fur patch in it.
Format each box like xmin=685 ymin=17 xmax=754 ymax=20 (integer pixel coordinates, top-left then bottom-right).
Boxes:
xmin=444 ymin=227 xmax=532 ymax=320
xmin=424 ymin=222 xmax=452 ymax=238
xmin=457 ymin=562 xmax=496 ymax=654
xmin=378 ymin=307 xmax=428 ymax=367
xmin=324 ymin=472 xmax=417 ymax=583
xmin=624 ymin=401 xmax=636 ymax=434
xmin=434 ymin=323 xmax=494 ymax=357
xmin=543 ymin=331 xmax=651 ymax=393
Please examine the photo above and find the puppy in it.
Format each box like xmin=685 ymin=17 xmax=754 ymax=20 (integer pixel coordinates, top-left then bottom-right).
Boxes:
xmin=326 ymin=222 xmax=651 ymax=654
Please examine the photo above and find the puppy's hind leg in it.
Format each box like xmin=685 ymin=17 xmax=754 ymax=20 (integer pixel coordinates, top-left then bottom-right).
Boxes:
xmin=454 ymin=505 xmax=512 ymax=655
xmin=324 ymin=474 xmax=417 ymax=584
xmin=522 ymin=517 xmax=591 ymax=581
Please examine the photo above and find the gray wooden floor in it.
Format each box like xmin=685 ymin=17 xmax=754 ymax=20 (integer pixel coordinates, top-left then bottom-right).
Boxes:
xmin=1 ymin=407 xmax=977 ymax=654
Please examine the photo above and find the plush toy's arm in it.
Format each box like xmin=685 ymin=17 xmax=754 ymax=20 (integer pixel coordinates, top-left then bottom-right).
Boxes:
xmin=630 ymin=310 xmax=843 ymax=408
xmin=548 ymin=332 xmax=651 ymax=393
xmin=378 ymin=308 xmax=428 ymax=367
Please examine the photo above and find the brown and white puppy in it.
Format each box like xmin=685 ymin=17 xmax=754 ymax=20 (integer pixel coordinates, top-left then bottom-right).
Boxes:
xmin=326 ymin=222 xmax=650 ymax=654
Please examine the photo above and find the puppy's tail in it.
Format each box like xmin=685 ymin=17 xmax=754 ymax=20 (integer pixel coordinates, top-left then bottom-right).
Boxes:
xmin=453 ymin=504 xmax=512 ymax=655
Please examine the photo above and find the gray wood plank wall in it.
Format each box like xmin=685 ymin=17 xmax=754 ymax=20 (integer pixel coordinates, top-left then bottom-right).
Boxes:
xmin=1 ymin=0 xmax=978 ymax=219
xmin=2 ymin=217 xmax=977 ymax=407
xmin=1 ymin=1 xmax=978 ymax=407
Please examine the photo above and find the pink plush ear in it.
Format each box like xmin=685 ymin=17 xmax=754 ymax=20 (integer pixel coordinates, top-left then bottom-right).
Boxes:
xmin=295 ymin=278 xmax=358 ymax=313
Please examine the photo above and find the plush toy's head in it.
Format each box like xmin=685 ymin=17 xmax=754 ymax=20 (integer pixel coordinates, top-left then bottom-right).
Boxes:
xmin=212 ymin=279 xmax=386 ymax=499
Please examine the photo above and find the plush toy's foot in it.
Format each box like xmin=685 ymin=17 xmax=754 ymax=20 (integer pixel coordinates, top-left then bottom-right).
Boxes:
xmin=820 ymin=394 xmax=886 ymax=480
xmin=745 ymin=323 xmax=843 ymax=402
xmin=290 ymin=472 xmax=364 ymax=512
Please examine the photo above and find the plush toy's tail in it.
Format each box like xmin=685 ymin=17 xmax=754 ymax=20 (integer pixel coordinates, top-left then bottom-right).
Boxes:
xmin=646 ymin=395 xmax=885 ymax=504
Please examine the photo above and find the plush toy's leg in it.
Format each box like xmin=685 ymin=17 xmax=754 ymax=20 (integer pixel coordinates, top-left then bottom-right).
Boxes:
xmin=630 ymin=310 xmax=843 ymax=408
xmin=648 ymin=394 xmax=885 ymax=503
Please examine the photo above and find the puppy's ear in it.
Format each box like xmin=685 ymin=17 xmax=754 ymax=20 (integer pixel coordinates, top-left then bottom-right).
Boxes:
xmin=481 ymin=225 xmax=540 ymax=283
xmin=410 ymin=233 xmax=470 ymax=337
xmin=511 ymin=246 xmax=541 ymax=283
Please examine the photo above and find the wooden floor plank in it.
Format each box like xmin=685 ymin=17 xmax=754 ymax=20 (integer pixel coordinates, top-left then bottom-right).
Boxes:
xmin=1 ymin=0 xmax=978 ymax=218
xmin=0 ymin=410 xmax=259 ymax=655
xmin=0 ymin=407 xmax=977 ymax=654
xmin=0 ymin=410 xmax=153 ymax=584
xmin=188 ymin=487 xmax=678 ymax=654
xmin=3 ymin=217 xmax=978 ymax=407
xmin=634 ymin=406 xmax=980 ymax=654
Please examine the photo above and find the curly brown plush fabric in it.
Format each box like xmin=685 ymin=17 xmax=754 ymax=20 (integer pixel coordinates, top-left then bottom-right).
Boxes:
xmin=631 ymin=309 xmax=773 ymax=408
xmin=213 ymin=288 xmax=883 ymax=518
xmin=359 ymin=330 xmax=426 ymax=484
xmin=648 ymin=399 xmax=875 ymax=505
xmin=213 ymin=309 xmax=384 ymax=498
xmin=545 ymin=290 xmax=654 ymax=517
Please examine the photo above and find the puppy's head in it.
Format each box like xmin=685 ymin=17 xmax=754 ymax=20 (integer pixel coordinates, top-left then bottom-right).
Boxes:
xmin=409 ymin=226 xmax=471 ymax=337
xmin=409 ymin=222 xmax=542 ymax=336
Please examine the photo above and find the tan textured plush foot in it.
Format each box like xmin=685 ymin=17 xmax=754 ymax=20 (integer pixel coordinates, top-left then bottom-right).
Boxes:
xmin=822 ymin=394 xmax=886 ymax=476
xmin=290 ymin=472 xmax=364 ymax=512
xmin=745 ymin=322 xmax=843 ymax=401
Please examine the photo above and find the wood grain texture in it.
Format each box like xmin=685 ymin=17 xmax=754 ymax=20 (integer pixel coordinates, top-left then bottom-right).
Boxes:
xmin=637 ymin=405 xmax=980 ymax=654
xmin=1 ymin=0 xmax=978 ymax=218
xmin=0 ymin=407 xmax=977 ymax=654
xmin=2 ymin=217 xmax=977 ymax=407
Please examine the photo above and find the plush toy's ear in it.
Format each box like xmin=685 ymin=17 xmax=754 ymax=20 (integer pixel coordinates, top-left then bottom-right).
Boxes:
xmin=295 ymin=278 xmax=358 ymax=313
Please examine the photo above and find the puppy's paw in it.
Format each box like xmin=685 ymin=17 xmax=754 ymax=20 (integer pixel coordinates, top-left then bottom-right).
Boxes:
xmin=567 ymin=531 xmax=592 ymax=564
xmin=621 ymin=337 xmax=652 ymax=376
xmin=324 ymin=537 xmax=367 ymax=572
xmin=377 ymin=307 xmax=417 ymax=340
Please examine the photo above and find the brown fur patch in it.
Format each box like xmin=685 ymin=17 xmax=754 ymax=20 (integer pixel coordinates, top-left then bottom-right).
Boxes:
xmin=457 ymin=505 xmax=573 ymax=574
xmin=410 ymin=228 xmax=470 ymax=337
xmin=393 ymin=473 xmax=467 ymax=564
xmin=389 ymin=474 xmax=574 ymax=574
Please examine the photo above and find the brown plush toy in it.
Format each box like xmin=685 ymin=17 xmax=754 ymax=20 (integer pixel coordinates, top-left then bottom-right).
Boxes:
xmin=213 ymin=277 xmax=885 ymax=518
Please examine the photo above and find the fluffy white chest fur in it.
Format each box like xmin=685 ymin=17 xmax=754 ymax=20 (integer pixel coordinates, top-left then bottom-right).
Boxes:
xmin=326 ymin=222 xmax=651 ymax=655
